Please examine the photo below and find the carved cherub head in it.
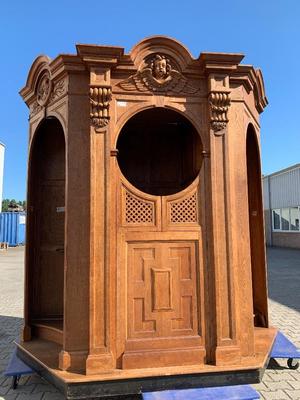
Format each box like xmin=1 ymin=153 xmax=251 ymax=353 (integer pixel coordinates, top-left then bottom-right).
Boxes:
xmin=151 ymin=55 xmax=171 ymax=81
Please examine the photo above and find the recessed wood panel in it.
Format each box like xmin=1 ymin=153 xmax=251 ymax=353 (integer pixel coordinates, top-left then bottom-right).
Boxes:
xmin=127 ymin=241 xmax=199 ymax=340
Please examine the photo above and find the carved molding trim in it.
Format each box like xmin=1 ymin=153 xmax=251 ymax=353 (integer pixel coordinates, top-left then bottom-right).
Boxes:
xmin=118 ymin=53 xmax=199 ymax=95
xmin=90 ymin=86 xmax=112 ymax=132
xmin=208 ymin=91 xmax=231 ymax=134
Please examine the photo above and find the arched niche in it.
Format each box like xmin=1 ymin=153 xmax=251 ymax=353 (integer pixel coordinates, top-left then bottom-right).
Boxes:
xmin=116 ymin=107 xmax=203 ymax=196
xmin=27 ymin=117 xmax=65 ymax=340
xmin=246 ymin=124 xmax=268 ymax=327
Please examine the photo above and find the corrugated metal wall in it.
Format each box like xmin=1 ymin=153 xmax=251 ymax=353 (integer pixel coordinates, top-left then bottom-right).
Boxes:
xmin=263 ymin=178 xmax=269 ymax=210
xmin=0 ymin=212 xmax=26 ymax=246
xmin=0 ymin=143 xmax=4 ymax=213
xmin=263 ymin=165 xmax=300 ymax=210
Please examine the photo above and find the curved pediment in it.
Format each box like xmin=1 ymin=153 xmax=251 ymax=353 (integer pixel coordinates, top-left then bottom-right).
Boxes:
xmin=130 ymin=35 xmax=195 ymax=72
xmin=20 ymin=55 xmax=51 ymax=104
xmin=254 ymin=68 xmax=268 ymax=112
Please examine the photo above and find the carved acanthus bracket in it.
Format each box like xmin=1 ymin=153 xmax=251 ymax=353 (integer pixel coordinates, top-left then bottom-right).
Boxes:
xmin=118 ymin=53 xmax=199 ymax=95
xmin=90 ymin=86 xmax=112 ymax=132
xmin=208 ymin=91 xmax=231 ymax=134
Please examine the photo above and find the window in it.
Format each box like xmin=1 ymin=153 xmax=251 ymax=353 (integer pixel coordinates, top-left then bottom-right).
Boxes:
xmin=281 ymin=208 xmax=290 ymax=230
xmin=272 ymin=207 xmax=300 ymax=232
xmin=290 ymin=207 xmax=300 ymax=231
xmin=272 ymin=209 xmax=281 ymax=230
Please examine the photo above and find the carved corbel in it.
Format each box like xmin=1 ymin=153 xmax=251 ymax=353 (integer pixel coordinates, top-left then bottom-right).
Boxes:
xmin=90 ymin=86 xmax=112 ymax=133
xmin=208 ymin=91 xmax=231 ymax=135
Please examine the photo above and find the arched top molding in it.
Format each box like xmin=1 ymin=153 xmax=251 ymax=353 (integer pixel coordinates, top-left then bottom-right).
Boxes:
xmin=29 ymin=115 xmax=66 ymax=152
xmin=130 ymin=36 xmax=195 ymax=71
xmin=253 ymin=69 xmax=268 ymax=113
xmin=20 ymin=55 xmax=52 ymax=103
xmin=114 ymin=104 xmax=206 ymax=149
xmin=246 ymin=121 xmax=261 ymax=151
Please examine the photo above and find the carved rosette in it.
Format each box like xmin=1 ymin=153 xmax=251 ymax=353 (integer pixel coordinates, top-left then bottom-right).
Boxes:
xmin=90 ymin=86 xmax=112 ymax=132
xmin=208 ymin=91 xmax=231 ymax=134
xmin=36 ymin=71 xmax=52 ymax=106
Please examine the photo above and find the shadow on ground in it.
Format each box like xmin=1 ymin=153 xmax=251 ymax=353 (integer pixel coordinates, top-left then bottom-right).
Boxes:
xmin=267 ymin=247 xmax=300 ymax=313
xmin=0 ymin=315 xmax=23 ymax=374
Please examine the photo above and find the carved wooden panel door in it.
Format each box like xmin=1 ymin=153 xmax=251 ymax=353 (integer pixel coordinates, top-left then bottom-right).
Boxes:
xmin=115 ymin=108 xmax=205 ymax=368
xmin=116 ymin=175 xmax=205 ymax=368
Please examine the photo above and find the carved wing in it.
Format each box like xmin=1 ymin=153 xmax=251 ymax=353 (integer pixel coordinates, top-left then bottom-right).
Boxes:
xmin=170 ymin=70 xmax=199 ymax=95
xmin=118 ymin=73 xmax=149 ymax=92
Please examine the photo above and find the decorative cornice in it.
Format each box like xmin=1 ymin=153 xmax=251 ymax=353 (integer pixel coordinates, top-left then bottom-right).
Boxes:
xmin=208 ymin=91 xmax=231 ymax=134
xmin=76 ymin=44 xmax=124 ymax=67
xmin=199 ymin=52 xmax=244 ymax=72
xmin=90 ymin=86 xmax=112 ymax=132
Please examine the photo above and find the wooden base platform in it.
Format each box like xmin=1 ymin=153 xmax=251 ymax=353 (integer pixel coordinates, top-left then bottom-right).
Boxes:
xmin=16 ymin=328 xmax=277 ymax=399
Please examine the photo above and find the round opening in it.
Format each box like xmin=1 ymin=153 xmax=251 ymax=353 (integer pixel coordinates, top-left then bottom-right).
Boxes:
xmin=117 ymin=108 xmax=202 ymax=196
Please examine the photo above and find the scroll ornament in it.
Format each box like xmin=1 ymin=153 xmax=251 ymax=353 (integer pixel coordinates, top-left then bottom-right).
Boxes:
xmin=118 ymin=54 xmax=199 ymax=95
xmin=90 ymin=86 xmax=112 ymax=132
xmin=208 ymin=91 xmax=231 ymax=134
xmin=48 ymin=78 xmax=67 ymax=105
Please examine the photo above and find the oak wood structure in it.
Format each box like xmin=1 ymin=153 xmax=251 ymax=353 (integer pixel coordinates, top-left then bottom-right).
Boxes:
xmin=18 ymin=36 xmax=275 ymax=398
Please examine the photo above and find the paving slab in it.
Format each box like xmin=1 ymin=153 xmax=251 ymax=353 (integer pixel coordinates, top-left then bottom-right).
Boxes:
xmin=0 ymin=246 xmax=299 ymax=399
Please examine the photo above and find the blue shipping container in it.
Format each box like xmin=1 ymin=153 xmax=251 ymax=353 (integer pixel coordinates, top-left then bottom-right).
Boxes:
xmin=0 ymin=212 xmax=26 ymax=246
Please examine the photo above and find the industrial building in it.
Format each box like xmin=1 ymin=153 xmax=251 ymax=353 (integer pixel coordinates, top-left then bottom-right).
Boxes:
xmin=0 ymin=142 xmax=4 ymax=212
xmin=263 ymin=164 xmax=300 ymax=249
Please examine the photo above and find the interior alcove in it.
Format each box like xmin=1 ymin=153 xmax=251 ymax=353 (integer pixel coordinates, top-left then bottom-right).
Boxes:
xmin=246 ymin=124 xmax=268 ymax=328
xmin=116 ymin=108 xmax=202 ymax=196
xmin=27 ymin=117 xmax=65 ymax=337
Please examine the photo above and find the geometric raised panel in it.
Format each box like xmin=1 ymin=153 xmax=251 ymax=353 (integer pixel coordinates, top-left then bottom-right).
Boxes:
xmin=152 ymin=268 xmax=172 ymax=311
xmin=127 ymin=242 xmax=199 ymax=340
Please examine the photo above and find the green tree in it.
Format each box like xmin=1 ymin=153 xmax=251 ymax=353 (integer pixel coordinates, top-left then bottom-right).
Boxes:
xmin=2 ymin=199 xmax=10 ymax=211
xmin=1 ymin=199 xmax=26 ymax=212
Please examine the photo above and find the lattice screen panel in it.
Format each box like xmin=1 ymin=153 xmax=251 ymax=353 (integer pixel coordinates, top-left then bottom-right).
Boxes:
xmin=125 ymin=191 xmax=154 ymax=224
xmin=170 ymin=192 xmax=198 ymax=223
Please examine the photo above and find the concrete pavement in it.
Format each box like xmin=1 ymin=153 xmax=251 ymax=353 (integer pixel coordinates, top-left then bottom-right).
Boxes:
xmin=0 ymin=246 xmax=299 ymax=399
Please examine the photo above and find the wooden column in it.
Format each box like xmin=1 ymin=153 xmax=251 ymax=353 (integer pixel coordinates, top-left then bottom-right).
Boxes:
xmin=85 ymin=67 xmax=114 ymax=374
xmin=207 ymin=74 xmax=241 ymax=365
xmin=59 ymin=73 xmax=91 ymax=371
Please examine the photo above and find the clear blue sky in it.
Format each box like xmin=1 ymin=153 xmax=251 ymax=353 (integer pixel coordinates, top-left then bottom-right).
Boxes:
xmin=1 ymin=0 xmax=299 ymax=200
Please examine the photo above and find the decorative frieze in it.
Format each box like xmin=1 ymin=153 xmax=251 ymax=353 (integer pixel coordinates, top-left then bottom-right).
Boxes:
xmin=118 ymin=53 xmax=199 ymax=95
xmin=90 ymin=86 xmax=112 ymax=132
xmin=208 ymin=91 xmax=231 ymax=134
